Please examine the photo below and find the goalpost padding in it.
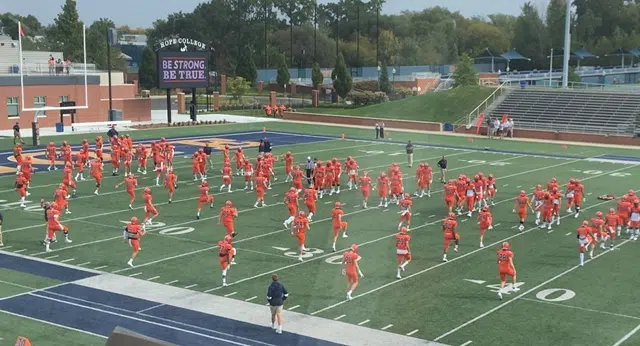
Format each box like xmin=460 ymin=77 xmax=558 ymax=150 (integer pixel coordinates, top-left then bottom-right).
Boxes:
xmin=17 ymin=22 xmax=89 ymax=119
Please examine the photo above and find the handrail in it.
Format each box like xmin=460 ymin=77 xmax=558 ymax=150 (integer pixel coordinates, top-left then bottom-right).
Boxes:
xmin=454 ymin=81 xmax=507 ymax=128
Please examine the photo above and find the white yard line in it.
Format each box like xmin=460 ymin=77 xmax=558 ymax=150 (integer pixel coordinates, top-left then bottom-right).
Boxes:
xmin=13 ymin=249 xmax=27 ymax=253
xmin=44 ymin=255 xmax=59 ymax=260
xmin=129 ymin=272 xmax=143 ymax=277
xmin=77 ymin=261 xmax=91 ymax=266
xmin=333 ymin=314 xmax=346 ymax=320
xmin=520 ymin=297 xmax=640 ymax=321
xmin=0 ymin=310 xmax=107 ymax=339
xmin=433 ymin=239 xmax=632 ymax=342
xmin=460 ymin=341 xmax=473 ymax=346
xmin=613 ymin=323 xmax=640 ymax=346
xmin=93 ymin=265 xmax=108 ymax=270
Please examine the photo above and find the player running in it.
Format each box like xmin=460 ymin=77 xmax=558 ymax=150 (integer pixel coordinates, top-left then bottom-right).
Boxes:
xmin=532 ymin=184 xmax=545 ymax=225
xmin=253 ymin=172 xmax=268 ymax=207
xmin=291 ymin=211 xmax=310 ymax=261
xmin=478 ymin=206 xmax=493 ymax=248
xmin=377 ymin=172 xmax=390 ymax=208
xmin=282 ymin=187 xmax=299 ymax=228
xmin=218 ymin=235 xmax=236 ymax=286
xmin=398 ymin=193 xmax=412 ymax=231
xmin=15 ymin=172 xmax=28 ymax=208
xmin=218 ymin=201 xmax=238 ymax=237
xmin=513 ymin=190 xmax=534 ymax=232
xmin=143 ymin=188 xmax=159 ymax=225
xmin=617 ymin=196 xmax=632 ymax=236
xmin=346 ymin=157 xmax=359 ymax=190
xmin=573 ymin=179 xmax=585 ymax=218
xmin=577 ymin=220 xmax=595 ymax=266
xmin=45 ymin=203 xmax=72 ymax=252
xmin=331 ymin=202 xmax=349 ymax=252
xmin=292 ymin=165 xmax=304 ymax=193
xmin=284 ymin=152 xmax=294 ymax=182
xmin=164 ymin=168 xmax=178 ymax=203
xmin=124 ymin=216 xmax=146 ymax=267
xmin=497 ymin=242 xmax=518 ymax=300
xmin=91 ymin=158 xmax=104 ymax=195
xmin=303 ymin=184 xmax=317 ymax=221
xmin=442 ymin=213 xmax=459 ymax=262
xmin=243 ymin=159 xmax=254 ymax=190
xmin=233 ymin=148 xmax=245 ymax=176
xmin=486 ymin=174 xmax=497 ymax=206
xmin=196 ymin=181 xmax=215 ymax=219
xmin=359 ymin=172 xmax=372 ymax=208
xmin=604 ymin=208 xmax=620 ymax=248
xmin=220 ymin=162 xmax=233 ymax=192
xmin=115 ymin=173 xmax=138 ymax=209
xmin=395 ymin=227 xmax=411 ymax=279
xmin=342 ymin=244 xmax=364 ymax=300
xmin=629 ymin=201 xmax=640 ymax=240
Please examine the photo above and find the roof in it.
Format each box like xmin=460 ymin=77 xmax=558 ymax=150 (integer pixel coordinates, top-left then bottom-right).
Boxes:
xmin=501 ymin=49 xmax=530 ymax=61
xmin=606 ymin=48 xmax=631 ymax=56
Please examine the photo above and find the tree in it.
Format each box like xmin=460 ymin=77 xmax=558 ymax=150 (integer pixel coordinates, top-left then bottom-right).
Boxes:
xmin=331 ymin=52 xmax=352 ymax=100
xmin=276 ymin=53 xmax=290 ymax=87
xmin=228 ymin=77 xmax=251 ymax=100
xmin=452 ymin=53 xmax=478 ymax=87
xmin=0 ymin=13 xmax=43 ymax=39
xmin=235 ymin=46 xmax=258 ymax=84
xmin=138 ymin=46 xmax=156 ymax=90
xmin=311 ymin=62 xmax=324 ymax=89
xmin=85 ymin=18 xmax=127 ymax=71
xmin=567 ymin=66 xmax=581 ymax=84
xmin=378 ymin=63 xmax=391 ymax=93
xmin=546 ymin=0 xmax=568 ymax=50
xmin=47 ymin=0 xmax=84 ymax=61
xmin=512 ymin=2 xmax=548 ymax=66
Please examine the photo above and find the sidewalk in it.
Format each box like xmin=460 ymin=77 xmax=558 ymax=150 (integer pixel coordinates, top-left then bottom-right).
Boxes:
xmin=0 ymin=110 xmax=280 ymax=139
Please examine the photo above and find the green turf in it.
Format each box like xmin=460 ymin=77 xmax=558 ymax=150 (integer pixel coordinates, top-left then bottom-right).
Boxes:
xmin=0 ymin=268 xmax=61 ymax=298
xmin=1 ymin=122 xmax=639 ymax=346
xmin=0 ymin=312 xmax=105 ymax=346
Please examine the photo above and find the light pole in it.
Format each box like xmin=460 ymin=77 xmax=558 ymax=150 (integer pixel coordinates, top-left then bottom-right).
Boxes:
xmin=392 ymin=67 xmax=396 ymax=83
xmin=549 ymin=48 xmax=553 ymax=86
xmin=377 ymin=65 xmax=381 ymax=91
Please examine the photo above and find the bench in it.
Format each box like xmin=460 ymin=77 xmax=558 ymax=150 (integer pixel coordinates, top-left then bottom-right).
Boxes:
xmin=71 ymin=120 xmax=133 ymax=133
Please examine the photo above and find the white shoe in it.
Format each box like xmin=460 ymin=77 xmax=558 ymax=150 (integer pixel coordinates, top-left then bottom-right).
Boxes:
xmin=298 ymin=257 xmax=303 ymax=262
xmin=396 ymin=274 xmax=401 ymax=279
xmin=574 ymin=213 xmax=579 ymax=219
xmin=20 ymin=204 xmax=26 ymax=208
xmin=498 ymin=291 xmax=503 ymax=300
xmin=480 ymin=243 xmax=484 ymax=248
xmin=547 ymin=224 xmax=552 ymax=230
xmin=127 ymin=260 xmax=134 ymax=267
xmin=566 ymin=209 xmax=572 ymax=213
xmin=342 ymin=233 xmax=348 ymax=238
xmin=65 ymin=238 xmax=72 ymax=243
xmin=45 ymin=247 xmax=52 ymax=252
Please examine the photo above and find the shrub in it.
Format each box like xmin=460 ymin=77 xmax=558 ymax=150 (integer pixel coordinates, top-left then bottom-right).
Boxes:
xmin=391 ymin=87 xmax=413 ymax=99
xmin=353 ymin=80 xmax=378 ymax=92
xmin=348 ymin=91 xmax=389 ymax=106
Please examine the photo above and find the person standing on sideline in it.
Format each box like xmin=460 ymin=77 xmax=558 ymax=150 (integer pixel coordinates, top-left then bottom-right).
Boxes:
xmin=380 ymin=122 xmax=385 ymax=139
xmin=203 ymin=143 xmax=214 ymax=171
xmin=405 ymin=140 xmax=414 ymax=167
xmin=267 ymin=273 xmax=288 ymax=334
xmin=258 ymin=139 xmax=265 ymax=154
xmin=0 ymin=210 xmax=4 ymax=246
xmin=305 ymin=157 xmax=315 ymax=186
xmin=437 ymin=155 xmax=448 ymax=183
xmin=375 ymin=123 xmax=380 ymax=139
xmin=263 ymin=137 xmax=272 ymax=153
xmin=13 ymin=122 xmax=25 ymax=145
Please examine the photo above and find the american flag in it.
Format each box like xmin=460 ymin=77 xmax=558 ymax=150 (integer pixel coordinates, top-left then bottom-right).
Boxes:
xmin=18 ymin=22 xmax=25 ymax=37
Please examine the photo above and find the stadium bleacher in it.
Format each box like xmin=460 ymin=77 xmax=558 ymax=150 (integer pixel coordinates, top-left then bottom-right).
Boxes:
xmin=488 ymin=88 xmax=640 ymax=135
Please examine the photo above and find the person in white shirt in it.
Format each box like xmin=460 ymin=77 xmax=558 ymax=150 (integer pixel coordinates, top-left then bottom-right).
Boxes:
xmin=506 ymin=119 xmax=514 ymax=138
xmin=493 ymin=119 xmax=500 ymax=138
xmin=498 ymin=121 xmax=504 ymax=138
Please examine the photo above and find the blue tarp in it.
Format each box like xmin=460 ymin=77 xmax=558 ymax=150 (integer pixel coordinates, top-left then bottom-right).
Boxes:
xmin=500 ymin=49 xmax=531 ymax=61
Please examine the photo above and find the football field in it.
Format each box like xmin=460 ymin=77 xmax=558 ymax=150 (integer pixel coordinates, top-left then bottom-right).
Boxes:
xmin=1 ymin=122 xmax=640 ymax=346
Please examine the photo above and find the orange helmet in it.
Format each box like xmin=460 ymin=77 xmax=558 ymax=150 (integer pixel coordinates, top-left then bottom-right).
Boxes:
xmin=595 ymin=211 xmax=603 ymax=218
xmin=335 ymin=202 xmax=342 ymax=209
xmin=225 ymin=200 xmax=232 ymax=207
xmin=448 ymin=212 xmax=456 ymax=219
xmin=350 ymin=244 xmax=359 ymax=252
xmin=501 ymin=241 xmax=510 ymax=249
xmin=299 ymin=211 xmax=306 ymax=217
xmin=144 ymin=187 xmax=151 ymax=194
xmin=400 ymin=227 xmax=408 ymax=234
xmin=130 ymin=216 xmax=138 ymax=224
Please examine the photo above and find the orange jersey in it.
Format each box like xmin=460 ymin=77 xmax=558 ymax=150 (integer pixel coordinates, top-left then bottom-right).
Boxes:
xmin=143 ymin=193 xmax=153 ymax=206
xmin=590 ymin=217 xmax=604 ymax=232
xmin=497 ymin=249 xmax=514 ymax=271
xmin=46 ymin=208 xmax=61 ymax=227
xmin=221 ymin=166 xmax=232 ymax=177
xmin=478 ymin=210 xmax=492 ymax=226
xmin=332 ymin=208 xmax=344 ymax=226
xmin=445 ymin=185 xmax=457 ymax=198
xmin=285 ymin=155 xmax=293 ymax=167
xmin=547 ymin=181 xmax=558 ymax=191
xmin=255 ymin=176 xmax=267 ymax=190
xmin=360 ymin=176 xmax=371 ymax=190
xmin=605 ymin=213 xmax=619 ymax=227
xmin=515 ymin=196 xmax=529 ymax=210
xmin=218 ymin=241 xmax=233 ymax=256
xmin=46 ymin=145 xmax=56 ymax=157
xmin=15 ymin=176 xmax=27 ymax=188
xmin=577 ymin=226 xmax=591 ymax=238
xmin=342 ymin=251 xmax=359 ymax=271
xmin=292 ymin=169 xmax=303 ymax=182
xmin=617 ymin=200 xmax=632 ymax=217
xmin=399 ymin=198 xmax=412 ymax=210
xmin=199 ymin=185 xmax=210 ymax=197
xmin=125 ymin=223 xmax=143 ymax=240
xmin=443 ymin=219 xmax=457 ymax=236
xmin=395 ymin=233 xmax=411 ymax=250
xmin=220 ymin=207 xmax=238 ymax=223
xmin=90 ymin=161 xmax=102 ymax=175
xmin=124 ymin=177 xmax=137 ymax=190
xmin=304 ymin=188 xmax=317 ymax=204
xmin=284 ymin=191 xmax=298 ymax=206
xmin=292 ymin=216 xmax=309 ymax=233
xmin=377 ymin=176 xmax=389 ymax=190
xmin=165 ymin=172 xmax=177 ymax=186
xmin=234 ymin=151 xmax=245 ymax=163
xmin=533 ymin=189 xmax=545 ymax=202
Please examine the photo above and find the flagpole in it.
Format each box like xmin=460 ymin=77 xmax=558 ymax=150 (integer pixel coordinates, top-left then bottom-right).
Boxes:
xmin=17 ymin=22 xmax=29 ymax=121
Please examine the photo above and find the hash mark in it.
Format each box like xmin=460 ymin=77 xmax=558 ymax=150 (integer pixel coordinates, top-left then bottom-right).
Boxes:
xmin=407 ymin=329 xmax=419 ymax=336
xmin=288 ymin=305 xmax=300 ymax=311
xmin=60 ymin=258 xmax=75 ymax=263
xmin=461 ymin=341 xmax=473 ymax=346
xmin=566 ymin=232 xmax=572 ymax=236
xmin=461 ymin=219 xmax=468 ymax=223
xmin=333 ymin=314 xmax=346 ymax=320
xmin=511 ymin=225 xmax=518 ymax=229
xmin=94 ymin=265 xmax=108 ymax=270
xmin=381 ymin=324 xmax=393 ymax=330
xmin=1 ymin=246 xmax=11 ymax=250
xmin=414 ymin=213 xmax=420 ymax=216
xmin=44 ymin=255 xmax=59 ymax=260
xmin=245 ymin=296 xmax=257 ymax=302
xmin=14 ymin=249 xmax=27 ymax=253
xmin=272 ymin=194 xmax=279 ymax=197
xmin=494 ymin=223 xmax=501 ymax=227
xmin=224 ymin=292 xmax=237 ymax=297
xmin=184 ymin=284 xmax=198 ymax=289
xmin=129 ymin=272 xmax=143 ymax=277
xmin=358 ymin=319 xmax=370 ymax=326
xmin=165 ymin=280 xmax=179 ymax=285
xmin=516 ymin=185 xmax=522 ymax=188
xmin=77 ymin=262 xmax=91 ymax=266
xmin=147 ymin=276 xmax=160 ymax=281
xmin=547 ymin=230 xmax=554 ymax=233
xmin=503 ymin=184 xmax=509 ymax=187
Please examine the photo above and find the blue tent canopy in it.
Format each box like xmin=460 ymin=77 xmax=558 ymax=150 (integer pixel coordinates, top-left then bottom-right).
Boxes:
xmin=500 ymin=49 xmax=531 ymax=61
xmin=474 ymin=48 xmax=504 ymax=60
xmin=606 ymin=48 xmax=632 ymax=67
xmin=630 ymin=48 xmax=640 ymax=57
xmin=574 ymin=48 xmax=598 ymax=59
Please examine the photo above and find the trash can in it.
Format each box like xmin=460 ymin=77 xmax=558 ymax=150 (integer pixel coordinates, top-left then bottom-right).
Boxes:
xmin=55 ymin=122 xmax=64 ymax=133
xmin=443 ymin=123 xmax=454 ymax=132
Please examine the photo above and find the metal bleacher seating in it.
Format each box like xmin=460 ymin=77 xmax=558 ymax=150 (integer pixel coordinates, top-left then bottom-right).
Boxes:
xmin=488 ymin=88 xmax=640 ymax=135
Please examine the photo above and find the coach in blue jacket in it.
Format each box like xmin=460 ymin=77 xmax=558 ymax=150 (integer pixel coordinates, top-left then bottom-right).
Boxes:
xmin=267 ymin=273 xmax=288 ymax=334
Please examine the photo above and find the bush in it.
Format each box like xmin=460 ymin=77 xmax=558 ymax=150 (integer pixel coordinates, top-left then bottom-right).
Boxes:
xmin=391 ymin=87 xmax=413 ymax=99
xmin=353 ymin=80 xmax=379 ymax=92
xmin=348 ymin=91 xmax=389 ymax=106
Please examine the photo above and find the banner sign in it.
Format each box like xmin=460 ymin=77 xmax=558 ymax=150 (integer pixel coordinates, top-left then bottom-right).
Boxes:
xmin=157 ymin=51 xmax=210 ymax=89
xmin=157 ymin=37 xmax=207 ymax=51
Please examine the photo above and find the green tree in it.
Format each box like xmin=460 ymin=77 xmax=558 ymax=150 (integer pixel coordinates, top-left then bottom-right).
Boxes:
xmin=85 ymin=18 xmax=127 ymax=71
xmin=331 ymin=52 xmax=352 ymax=100
xmin=235 ymin=45 xmax=258 ymax=84
xmin=546 ymin=0 xmax=568 ymax=49
xmin=0 ymin=13 xmax=43 ymax=39
xmin=512 ymin=2 xmax=547 ymax=66
xmin=567 ymin=66 xmax=581 ymax=83
xmin=276 ymin=53 xmax=290 ymax=87
xmin=452 ymin=53 xmax=478 ymax=87
xmin=311 ymin=62 xmax=323 ymax=89
xmin=378 ymin=63 xmax=391 ymax=93
xmin=228 ymin=76 xmax=251 ymax=100
xmin=138 ymin=46 xmax=156 ymax=90
xmin=47 ymin=0 xmax=84 ymax=61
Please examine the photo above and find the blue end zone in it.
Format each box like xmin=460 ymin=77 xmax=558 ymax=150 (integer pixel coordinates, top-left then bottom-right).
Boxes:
xmin=0 ymin=253 xmax=98 ymax=282
xmin=0 ymin=283 xmax=343 ymax=346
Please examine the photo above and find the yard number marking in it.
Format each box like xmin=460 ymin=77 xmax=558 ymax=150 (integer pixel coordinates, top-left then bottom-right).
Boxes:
xmin=572 ymin=170 xmax=631 ymax=178
xmin=274 ymin=247 xmax=325 ymax=259
xmin=119 ymin=221 xmax=195 ymax=235
xmin=461 ymin=160 xmax=512 ymax=167
xmin=359 ymin=150 xmax=385 ymax=155
xmin=486 ymin=282 xmax=525 ymax=294
xmin=535 ymin=288 xmax=576 ymax=302
xmin=325 ymin=255 xmax=344 ymax=265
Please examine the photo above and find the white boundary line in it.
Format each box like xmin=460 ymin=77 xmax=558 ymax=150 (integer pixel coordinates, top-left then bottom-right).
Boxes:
xmin=433 ymin=240 xmax=632 ymax=342
xmin=0 ymin=309 xmax=107 ymax=339
xmin=520 ymin=297 xmax=640 ymax=321
xmin=613 ymin=323 xmax=640 ymax=346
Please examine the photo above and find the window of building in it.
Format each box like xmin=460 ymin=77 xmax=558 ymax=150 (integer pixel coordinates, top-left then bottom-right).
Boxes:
xmin=34 ymin=96 xmax=46 ymax=117
xmin=7 ymin=97 xmax=19 ymax=118
xmin=58 ymin=96 xmax=69 ymax=104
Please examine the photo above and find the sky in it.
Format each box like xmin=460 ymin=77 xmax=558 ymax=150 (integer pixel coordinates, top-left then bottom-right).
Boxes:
xmin=2 ymin=0 xmax=551 ymax=28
